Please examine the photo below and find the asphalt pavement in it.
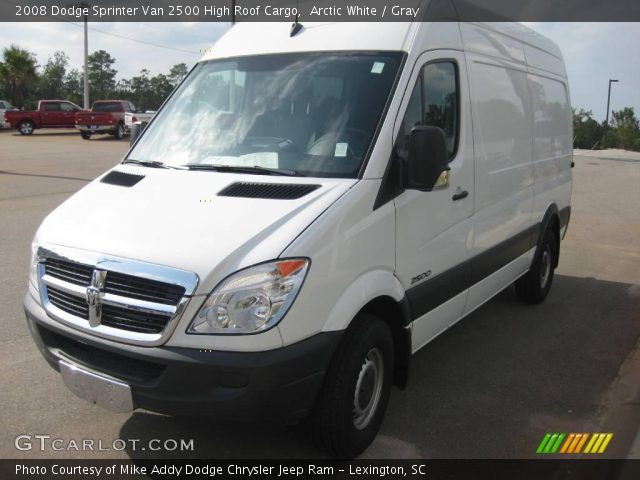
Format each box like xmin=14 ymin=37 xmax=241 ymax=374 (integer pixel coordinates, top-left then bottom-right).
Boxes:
xmin=1 ymin=128 xmax=639 ymax=459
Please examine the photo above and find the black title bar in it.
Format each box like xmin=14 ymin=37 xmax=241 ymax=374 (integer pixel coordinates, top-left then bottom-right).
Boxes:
xmin=3 ymin=460 xmax=640 ymax=480
xmin=3 ymin=0 xmax=640 ymax=22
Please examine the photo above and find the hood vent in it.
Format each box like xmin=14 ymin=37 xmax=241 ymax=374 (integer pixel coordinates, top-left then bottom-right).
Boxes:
xmin=100 ymin=170 xmax=145 ymax=187
xmin=218 ymin=182 xmax=320 ymax=200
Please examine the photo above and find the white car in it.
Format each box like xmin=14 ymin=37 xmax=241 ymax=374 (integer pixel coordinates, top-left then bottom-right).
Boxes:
xmin=25 ymin=21 xmax=572 ymax=457
xmin=0 ymin=100 xmax=16 ymax=128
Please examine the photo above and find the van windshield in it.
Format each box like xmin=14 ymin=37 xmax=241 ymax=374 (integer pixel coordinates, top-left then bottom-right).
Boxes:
xmin=127 ymin=52 xmax=404 ymax=178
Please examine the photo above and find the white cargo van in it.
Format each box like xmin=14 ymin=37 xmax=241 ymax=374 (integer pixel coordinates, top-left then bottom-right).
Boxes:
xmin=24 ymin=20 xmax=572 ymax=456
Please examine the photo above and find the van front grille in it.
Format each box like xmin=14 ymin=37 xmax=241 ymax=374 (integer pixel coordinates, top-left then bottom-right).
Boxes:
xmin=38 ymin=250 xmax=197 ymax=345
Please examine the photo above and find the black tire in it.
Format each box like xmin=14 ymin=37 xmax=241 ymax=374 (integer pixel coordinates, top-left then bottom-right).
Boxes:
xmin=515 ymin=229 xmax=557 ymax=304
xmin=305 ymin=315 xmax=394 ymax=457
xmin=80 ymin=131 xmax=92 ymax=140
xmin=18 ymin=120 xmax=34 ymax=135
xmin=113 ymin=122 xmax=125 ymax=140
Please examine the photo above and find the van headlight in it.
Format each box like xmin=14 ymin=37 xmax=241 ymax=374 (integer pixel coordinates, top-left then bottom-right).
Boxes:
xmin=188 ymin=259 xmax=309 ymax=334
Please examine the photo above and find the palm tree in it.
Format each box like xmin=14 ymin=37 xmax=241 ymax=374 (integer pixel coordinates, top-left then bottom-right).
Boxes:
xmin=0 ymin=45 xmax=38 ymax=108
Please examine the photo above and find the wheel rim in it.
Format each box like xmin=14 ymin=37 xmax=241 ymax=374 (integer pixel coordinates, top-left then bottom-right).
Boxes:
xmin=353 ymin=347 xmax=384 ymax=430
xmin=540 ymin=248 xmax=551 ymax=288
xmin=118 ymin=125 xmax=124 ymax=137
xmin=21 ymin=123 xmax=32 ymax=134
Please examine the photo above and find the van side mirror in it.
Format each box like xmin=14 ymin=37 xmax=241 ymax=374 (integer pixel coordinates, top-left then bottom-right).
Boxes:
xmin=406 ymin=126 xmax=450 ymax=191
xmin=130 ymin=121 xmax=148 ymax=146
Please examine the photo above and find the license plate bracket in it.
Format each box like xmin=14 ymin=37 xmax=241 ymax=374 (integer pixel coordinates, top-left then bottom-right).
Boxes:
xmin=59 ymin=360 xmax=133 ymax=413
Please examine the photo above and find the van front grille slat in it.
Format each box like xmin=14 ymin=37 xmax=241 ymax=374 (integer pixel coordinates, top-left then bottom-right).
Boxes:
xmin=47 ymin=286 xmax=89 ymax=319
xmin=104 ymin=272 xmax=184 ymax=305
xmin=45 ymin=259 xmax=93 ymax=286
xmin=101 ymin=305 xmax=170 ymax=334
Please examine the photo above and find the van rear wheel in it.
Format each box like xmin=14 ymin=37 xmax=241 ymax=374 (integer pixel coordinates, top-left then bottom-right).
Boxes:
xmin=515 ymin=229 xmax=557 ymax=304
xmin=305 ymin=315 xmax=394 ymax=457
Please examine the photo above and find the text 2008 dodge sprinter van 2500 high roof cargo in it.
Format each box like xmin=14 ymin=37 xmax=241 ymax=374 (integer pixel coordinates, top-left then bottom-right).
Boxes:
xmin=24 ymin=19 xmax=572 ymax=456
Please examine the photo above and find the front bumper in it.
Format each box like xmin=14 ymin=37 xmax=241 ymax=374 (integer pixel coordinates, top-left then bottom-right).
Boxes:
xmin=25 ymin=293 xmax=341 ymax=423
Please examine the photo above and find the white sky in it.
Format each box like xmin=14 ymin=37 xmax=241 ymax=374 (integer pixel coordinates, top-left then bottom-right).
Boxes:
xmin=0 ymin=22 xmax=638 ymax=122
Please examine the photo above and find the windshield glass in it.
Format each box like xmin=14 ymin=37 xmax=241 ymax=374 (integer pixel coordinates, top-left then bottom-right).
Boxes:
xmin=127 ymin=52 xmax=404 ymax=177
xmin=93 ymin=102 xmax=122 ymax=112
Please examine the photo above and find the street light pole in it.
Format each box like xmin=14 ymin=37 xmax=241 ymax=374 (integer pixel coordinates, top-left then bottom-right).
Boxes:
xmin=83 ymin=12 xmax=89 ymax=109
xmin=68 ymin=1 xmax=91 ymax=108
xmin=605 ymin=79 xmax=619 ymax=126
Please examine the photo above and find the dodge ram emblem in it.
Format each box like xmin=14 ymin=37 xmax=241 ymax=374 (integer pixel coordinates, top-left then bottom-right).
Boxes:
xmin=86 ymin=269 xmax=107 ymax=327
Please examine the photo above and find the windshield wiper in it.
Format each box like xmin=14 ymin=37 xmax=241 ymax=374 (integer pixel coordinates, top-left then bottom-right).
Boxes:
xmin=184 ymin=164 xmax=301 ymax=177
xmin=122 ymin=159 xmax=183 ymax=169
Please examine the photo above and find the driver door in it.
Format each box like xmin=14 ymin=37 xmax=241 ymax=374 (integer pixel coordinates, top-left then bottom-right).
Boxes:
xmin=394 ymin=50 xmax=475 ymax=351
xmin=41 ymin=102 xmax=62 ymax=127
xmin=59 ymin=102 xmax=79 ymax=126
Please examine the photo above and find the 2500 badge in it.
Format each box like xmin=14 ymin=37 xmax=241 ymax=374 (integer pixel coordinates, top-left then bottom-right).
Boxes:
xmin=411 ymin=271 xmax=432 ymax=285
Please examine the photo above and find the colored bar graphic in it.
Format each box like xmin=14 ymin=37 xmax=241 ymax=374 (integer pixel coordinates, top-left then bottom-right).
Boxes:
xmin=575 ymin=433 xmax=589 ymax=453
xmin=537 ymin=433 xmax=613 ymax=454
xmin=537 ymin=433 xmax=552 ymax=453
xmin=568 ymin=434 xmax=583 ymax=453
xmin=598 ymin=434 xmax=613 ymax=453
xmin=551 ymin=433 xmax=565 ymax=453
xmin=544 ymin=433 xmax=559 ymax=453
xmin=560 ymin=433 xmax=575 ymax=453
xmin=584 ymin=434 xmax=598 ymax=453
xmin=591 ymin=434 xmax=606 ymax=453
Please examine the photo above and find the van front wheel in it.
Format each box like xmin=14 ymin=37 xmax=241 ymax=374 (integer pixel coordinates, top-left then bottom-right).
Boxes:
xmin=306 ymin=315 xmax=394 ymax=457
xmin=516 ymin=229 xmax=557 ymax=303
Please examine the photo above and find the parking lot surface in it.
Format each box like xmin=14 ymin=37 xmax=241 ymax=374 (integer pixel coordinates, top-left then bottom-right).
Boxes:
xmin=1 ymin=129 xmax=639 ymax=459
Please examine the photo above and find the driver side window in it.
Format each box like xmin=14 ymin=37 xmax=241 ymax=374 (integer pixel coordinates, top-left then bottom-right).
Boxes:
xmin=60 ymin=102 xmax=77 ymax=112
xmin=397 ymin=60 xmax=459 ymax=161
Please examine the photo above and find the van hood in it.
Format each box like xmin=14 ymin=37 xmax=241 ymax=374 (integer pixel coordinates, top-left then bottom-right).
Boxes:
xmin=37 ymin=165 xmax=355 ymax=294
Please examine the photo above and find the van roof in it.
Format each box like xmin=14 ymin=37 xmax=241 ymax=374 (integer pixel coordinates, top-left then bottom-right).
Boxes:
xmin=202 ymin=21 xmax=562 ymax=72
xmin=202 ymin=22 xmax=415 ymax=61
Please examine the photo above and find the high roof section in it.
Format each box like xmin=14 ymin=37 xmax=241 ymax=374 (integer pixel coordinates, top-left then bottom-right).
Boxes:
xmin=202 ymin=22 xmax=415 ymax=61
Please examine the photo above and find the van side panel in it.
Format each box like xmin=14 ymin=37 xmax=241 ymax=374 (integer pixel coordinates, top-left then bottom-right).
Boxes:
xmin=528 ymin=68 xmax=573 ymax=235
xmin=462 ymin=51 xmax=535 ymax=313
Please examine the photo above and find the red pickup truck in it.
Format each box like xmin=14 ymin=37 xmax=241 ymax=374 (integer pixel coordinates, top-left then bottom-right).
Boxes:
xmin=75 ymin=100 xmax=137 ymax=140
xmin=5 ymin=100 xmax=84 ymax=135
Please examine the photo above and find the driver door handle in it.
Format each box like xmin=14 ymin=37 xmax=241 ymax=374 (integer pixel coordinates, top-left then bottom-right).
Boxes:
xmin=452 ymin=189 xmax=468 ymax=201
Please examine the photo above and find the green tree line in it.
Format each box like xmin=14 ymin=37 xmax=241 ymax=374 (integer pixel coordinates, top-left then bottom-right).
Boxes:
xmin=0 ymin=44 xmax=189 ymax=112
xmin=573 ymin=107 xmax=640 ymax=151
